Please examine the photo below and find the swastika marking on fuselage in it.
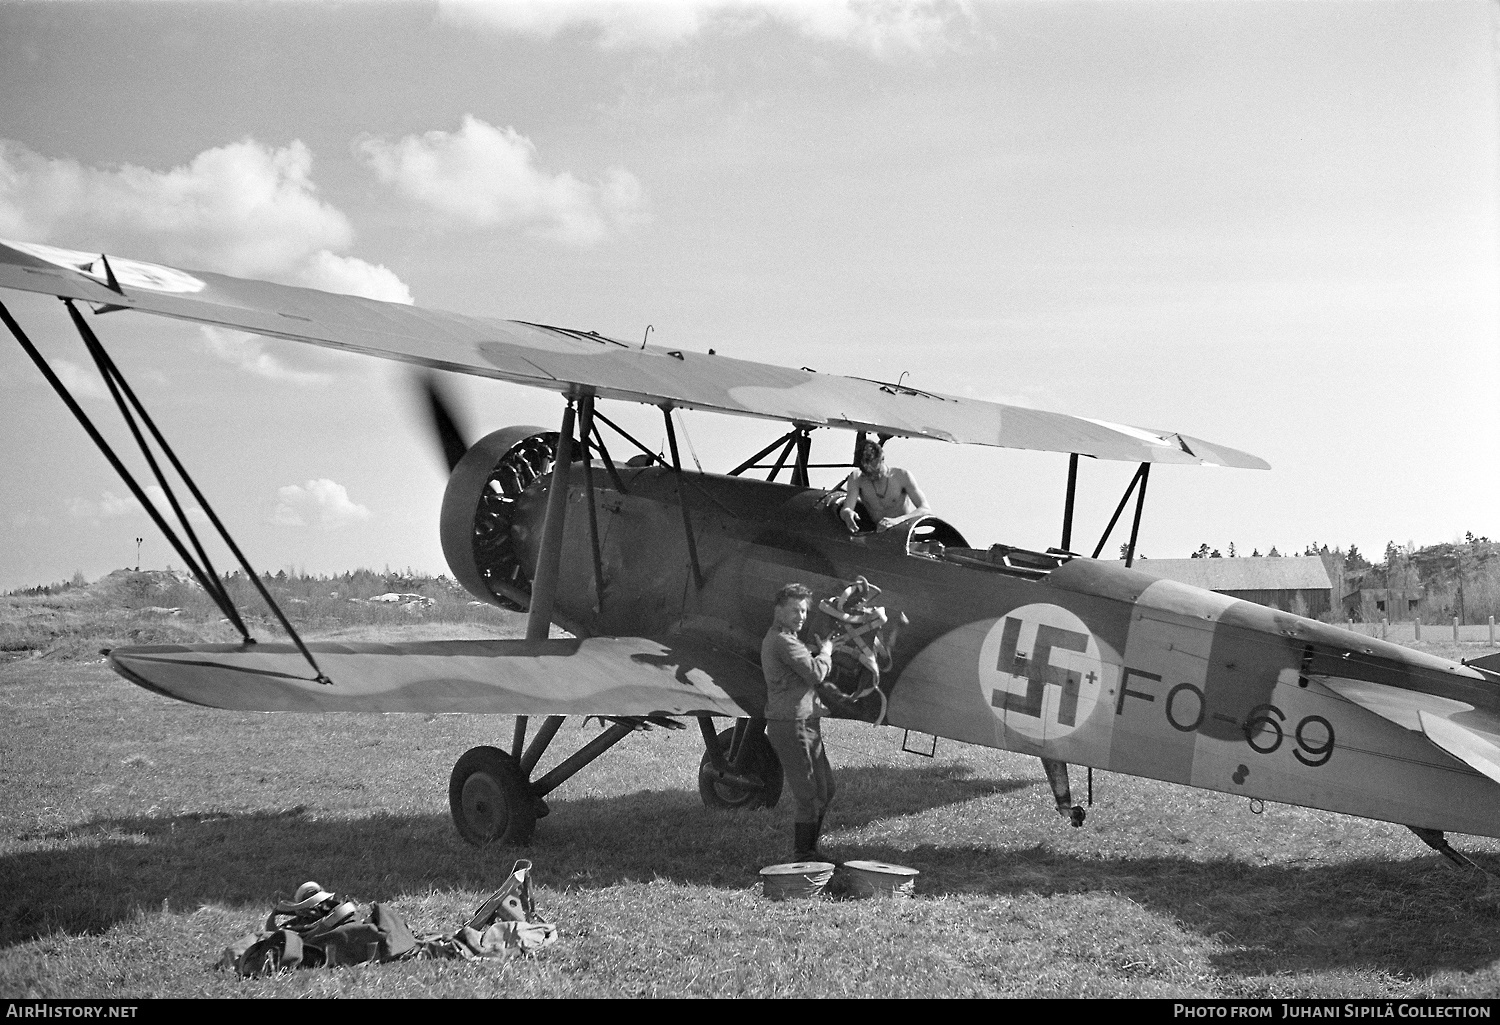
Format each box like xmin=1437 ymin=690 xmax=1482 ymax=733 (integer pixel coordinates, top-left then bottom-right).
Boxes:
xmin=979 ymin=604 xmax=1105 ymax=742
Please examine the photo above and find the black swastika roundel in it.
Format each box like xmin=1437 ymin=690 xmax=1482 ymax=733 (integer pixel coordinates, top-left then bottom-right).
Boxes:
xmin=977 ymin=604 xmax=1105 ymax=741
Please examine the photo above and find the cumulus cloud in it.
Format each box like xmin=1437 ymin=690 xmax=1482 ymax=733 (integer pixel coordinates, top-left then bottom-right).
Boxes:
xmin=144 ymin=485 xmax=211 ymax=526
xmin=0 ymin=137 xmax=412 ymax=303
xmin=199 ymin=326 xmax=334 ymax=386
xmin=298 ymin=249 xmax=413 ymax=304
xmin=354 ymin=116 xmax=647 ymax=246
xmin=48 ymin=358 xmax=108 ymax=399
xmin=68 ymin=490 xmax=137 ymax=520
xmin=270 ymin=479 xmax=372 ymax=528
xmin=67 ymin=486 xmax=209 ymax=525
xmin=438 ymin=0 xmax=976 ymax=55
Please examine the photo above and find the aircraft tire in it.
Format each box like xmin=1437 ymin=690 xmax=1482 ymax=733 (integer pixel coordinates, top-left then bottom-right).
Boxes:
xmin=449 ymin=745 xmax=537 ymax=846
xmin=698 ymin=725 xmax=783 ymax=811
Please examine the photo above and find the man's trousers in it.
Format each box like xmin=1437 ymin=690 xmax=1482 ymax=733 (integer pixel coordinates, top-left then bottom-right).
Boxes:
xmin=765 ymin=717 xmax=835 ymax=824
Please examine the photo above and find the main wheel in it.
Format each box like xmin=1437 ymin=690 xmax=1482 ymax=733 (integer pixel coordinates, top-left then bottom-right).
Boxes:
xmin=449 ymin=746 xmax=537 ymax=846
xmin=698 ymin=724 xmax=783 ymax=810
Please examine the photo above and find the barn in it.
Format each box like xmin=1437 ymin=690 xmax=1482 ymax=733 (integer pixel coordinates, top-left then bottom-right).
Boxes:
xmin=1111 ymin=557 xmax=1335 ymax=619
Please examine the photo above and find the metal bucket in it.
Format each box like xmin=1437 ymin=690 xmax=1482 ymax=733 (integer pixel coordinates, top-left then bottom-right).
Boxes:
xmin=837 ymin=860 xmax=919 ymax=898
xmin=759 ymin=861 xmax=836 ymax=900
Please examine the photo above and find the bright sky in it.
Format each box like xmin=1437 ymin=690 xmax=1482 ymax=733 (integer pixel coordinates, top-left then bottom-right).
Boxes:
xmin=1 ymin=0 xmax=1495 ymax=591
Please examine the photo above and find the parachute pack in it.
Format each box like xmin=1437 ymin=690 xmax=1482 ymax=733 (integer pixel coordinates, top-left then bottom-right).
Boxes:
xmin=221 ymin=860 xmax=557 ymax=977
xmin=818 ymin=576 xmax=905 ymax=724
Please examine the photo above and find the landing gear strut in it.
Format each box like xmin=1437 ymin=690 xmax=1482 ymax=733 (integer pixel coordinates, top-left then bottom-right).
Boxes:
xmin=1042 ymin=757 xmax=1086 ymax=827
xmin=448 ymin=714 xmax=653 ymax=846
xmin=698 ymin=718 xmax=783 ymax=810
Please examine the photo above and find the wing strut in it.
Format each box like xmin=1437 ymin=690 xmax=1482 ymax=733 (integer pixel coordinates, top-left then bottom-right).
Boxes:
xmin=64 ymin=302 xmax=244 ymax=632
xmin=661 ymin=406 xmax=705 ymax=590
xmin=1090 ymin=462 xmax=1151 ymax=567
xmin=766 ymin=433 xmax=798 ymax=481
xmin=792 ymin=429 xmax=813 ymax=487
xmin=1124 ymin=462 xmax=1150 ymax=568
xmin=526 ymin=399 xmax=576 ymax=642
xmin=728 ymin=426 xmax=831 ymax=484
xmin=586 ymin=418 xmax=629 ymax=495
xmin=576 ymin=394 xmax=607 ymax=613
xmin=1060 ymin=453 xmax=1079 ymax=551
xmin=729 ymin=428 xmax=801 ymax=477
xmin=590 ymin=408 xmax=670 ymax=469
xmin=0 ymin=297 xmax=333 ymax=683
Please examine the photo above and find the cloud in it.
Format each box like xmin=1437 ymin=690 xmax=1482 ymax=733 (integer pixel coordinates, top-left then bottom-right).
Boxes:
xmin=298 ymin=250 xmax=413 ymax=304
xmin=144 ymin=485 xmax=210 ymax=526
xmin=199 ymin=326 xmax=334 ymax=386
xmin=68 ymin=490 xmax=138 ymax=520
xmin=67 ymin=486 xmax=209 ymax=525
xmin=47 ymin=358 xmax=108 ymax=399
xmin=438 ymin=0 xmax=977 ymax=55
xmin=0 ymin=137 xmax=412 ymax=302
xmin=354 ymin=116 xmax=647 ymax=245
xmin=270 ymin=479 xmax=372 ymax=528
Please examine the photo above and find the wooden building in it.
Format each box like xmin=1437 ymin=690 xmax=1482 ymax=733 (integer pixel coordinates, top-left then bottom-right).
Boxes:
xmin=1111 ymin=557 xmax=1335 ymax=619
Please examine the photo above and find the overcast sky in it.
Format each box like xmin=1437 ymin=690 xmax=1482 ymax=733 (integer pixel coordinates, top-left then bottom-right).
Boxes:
xmin=1 ymin=0 xmax=1495 ymax=591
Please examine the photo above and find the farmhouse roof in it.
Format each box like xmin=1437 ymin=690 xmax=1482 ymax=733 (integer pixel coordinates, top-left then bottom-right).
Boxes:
xmin=1111 ymin=558 xmax=1333 ymax=592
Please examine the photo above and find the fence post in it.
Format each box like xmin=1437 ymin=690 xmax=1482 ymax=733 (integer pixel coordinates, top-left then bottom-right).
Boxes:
xmin=1381 ymin=617 xmax=1388 ymax=640
xmin=1414 ymin=618 xmax=1421 ymax=642
xmin=1490 ymin=616 xmax=1496 ymax=645
xmin=1454 ymin=616 xmax=1460 ymax=643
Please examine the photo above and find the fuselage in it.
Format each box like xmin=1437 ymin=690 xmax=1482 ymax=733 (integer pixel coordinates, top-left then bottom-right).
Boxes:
xmin=501 ymin=464 xmax=1500 ymax=838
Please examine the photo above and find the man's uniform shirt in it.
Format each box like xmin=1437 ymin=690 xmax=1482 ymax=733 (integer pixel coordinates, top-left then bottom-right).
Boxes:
xmin=761 ymin=627 xmax=832 ymax=721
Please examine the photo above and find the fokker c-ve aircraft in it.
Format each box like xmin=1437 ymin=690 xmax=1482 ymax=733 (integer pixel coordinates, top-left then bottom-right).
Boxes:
xmin=4 ymin=238 xmax=1499 ymax=868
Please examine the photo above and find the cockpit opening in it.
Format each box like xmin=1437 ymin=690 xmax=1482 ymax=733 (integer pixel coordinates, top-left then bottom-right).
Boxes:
xmin=904 ymin=515 xmax=1075 ymax=580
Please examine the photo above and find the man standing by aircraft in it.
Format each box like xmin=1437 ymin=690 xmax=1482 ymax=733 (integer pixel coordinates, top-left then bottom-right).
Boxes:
xmin=762 ymin=582 xmax=837 ymax=862
xmin=840 ymin=439 xmax=931 ymax=532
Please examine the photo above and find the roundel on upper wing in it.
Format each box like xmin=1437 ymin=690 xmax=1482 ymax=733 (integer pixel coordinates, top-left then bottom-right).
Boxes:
xmin=978 ymin=603 xmax=1105 ymax=742
xmin=8 ymin=240 xmax=206 ymax=294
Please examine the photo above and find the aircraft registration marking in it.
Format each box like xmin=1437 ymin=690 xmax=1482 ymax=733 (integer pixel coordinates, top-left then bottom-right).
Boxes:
xmin=978 ymin=604 xmax=1107 ymax=742
xmin=1115 ymin=665 xmax=1338 ymax=767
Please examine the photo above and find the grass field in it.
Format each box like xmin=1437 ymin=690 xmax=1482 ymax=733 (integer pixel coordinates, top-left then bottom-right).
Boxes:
xmin=3 ymin=580 xmax=1500 ymax=998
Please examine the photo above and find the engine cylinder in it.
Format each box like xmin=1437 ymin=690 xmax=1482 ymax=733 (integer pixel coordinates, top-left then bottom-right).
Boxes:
xmin=439 ymin=426 xmax=557 ymax=611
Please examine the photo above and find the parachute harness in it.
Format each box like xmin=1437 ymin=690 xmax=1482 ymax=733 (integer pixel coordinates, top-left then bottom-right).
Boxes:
xmin=818 ymin=576 xmax=901 ymax=726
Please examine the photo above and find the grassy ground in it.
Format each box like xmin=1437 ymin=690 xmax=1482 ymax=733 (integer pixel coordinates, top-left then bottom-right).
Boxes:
xmin=3 ymin=582 xmax=1500 ymax=998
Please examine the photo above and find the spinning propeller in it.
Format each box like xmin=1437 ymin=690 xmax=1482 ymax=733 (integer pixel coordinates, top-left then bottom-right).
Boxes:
xmin=418 ymin=371 xmax=471 ymax=473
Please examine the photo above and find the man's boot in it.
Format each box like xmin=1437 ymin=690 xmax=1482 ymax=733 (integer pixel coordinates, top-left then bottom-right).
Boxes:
xmin=811 ymin=814 xmax=833 ymax=863
xmin=793 ymin=821 xmax=819 ymax=861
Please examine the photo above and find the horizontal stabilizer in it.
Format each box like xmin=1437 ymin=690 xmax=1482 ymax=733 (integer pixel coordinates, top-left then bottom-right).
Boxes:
xmin=1319 ymin=677 xmax=1474 ymax=732
xmin=109 ymin=636 xmax=760 ymax=716
xmin=1420 ymin=712 xmax=1500 ymax=787
xmin=1465 ymin=651 xmax=1500 ymax=678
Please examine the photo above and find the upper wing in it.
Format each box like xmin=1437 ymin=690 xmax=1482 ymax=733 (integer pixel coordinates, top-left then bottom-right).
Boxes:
xmin=109 ymin=635 xmax=763 ymax=717
xmin=0 ymin=239 xmax=1268 ymax=468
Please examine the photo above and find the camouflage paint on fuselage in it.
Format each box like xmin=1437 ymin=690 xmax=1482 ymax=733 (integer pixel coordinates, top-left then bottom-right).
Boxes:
xmin=510 ymin=464 xmax=1500 ymax=839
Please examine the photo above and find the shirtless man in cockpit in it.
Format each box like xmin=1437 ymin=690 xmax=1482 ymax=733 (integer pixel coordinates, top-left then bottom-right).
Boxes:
xmin=839 ymin=439 xmax=931 ymax=533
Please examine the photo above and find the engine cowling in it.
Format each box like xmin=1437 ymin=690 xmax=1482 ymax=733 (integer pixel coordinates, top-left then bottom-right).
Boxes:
xmin=439 ymin=426 xmax=558 ymax=611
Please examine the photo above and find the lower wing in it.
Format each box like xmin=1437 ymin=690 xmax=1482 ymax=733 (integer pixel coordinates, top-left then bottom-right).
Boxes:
xmin=109 ymin=636 xmax=761 ymax=717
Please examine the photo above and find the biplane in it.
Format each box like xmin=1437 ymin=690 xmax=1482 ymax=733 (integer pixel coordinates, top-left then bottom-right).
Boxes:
xmin=4 ymin=237 xmax=1500 ymax=869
